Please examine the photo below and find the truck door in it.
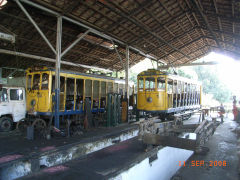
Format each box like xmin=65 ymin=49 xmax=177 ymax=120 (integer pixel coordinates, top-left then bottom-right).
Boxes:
xmin=9 ymin=88 xmax=26 ymax=122
xmin=0 ymin=88 xmax=10 ymax=115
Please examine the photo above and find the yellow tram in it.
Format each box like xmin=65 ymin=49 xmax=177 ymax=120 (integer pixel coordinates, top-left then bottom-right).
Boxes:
xmin=26 ymin=67 xmax=132 ymax=119
xmin=137 ymin=69 xmax=202 ymax=116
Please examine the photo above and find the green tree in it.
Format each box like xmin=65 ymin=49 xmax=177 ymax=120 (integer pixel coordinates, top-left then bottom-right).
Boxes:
xmin=193 ymin=66 xmax=231 ymax=103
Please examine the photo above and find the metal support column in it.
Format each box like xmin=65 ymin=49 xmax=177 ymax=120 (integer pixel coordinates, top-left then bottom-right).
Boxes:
xmin=54 ymin=16 xmax=62 ymax=128
xmin=125 ymin=45 xmax=129 ymax=123
xmin=125 ymin=45 xmax=129 ymax=99
xmin=111 ymin=40 xmax=124 ymax=70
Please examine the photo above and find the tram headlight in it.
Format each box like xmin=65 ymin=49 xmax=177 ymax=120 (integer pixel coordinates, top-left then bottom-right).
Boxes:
xmin=147 ymin=97 xmax=152 ymax=103
xmin=31 ymin=99 xmax=36 ymax=107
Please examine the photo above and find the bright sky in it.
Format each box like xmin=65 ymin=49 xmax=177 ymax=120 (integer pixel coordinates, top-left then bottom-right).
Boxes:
xmin=202 ymin=52 xmax=240 ymax=97
xmin=130 ymin=58 xmax=155 ymax=74
xmin=130 ymin=52 xmax=240 ymax=97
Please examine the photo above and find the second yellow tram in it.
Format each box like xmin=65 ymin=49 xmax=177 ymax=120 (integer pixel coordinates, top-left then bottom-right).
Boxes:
xmin=137 ymin=69 xmax=202 ymax=115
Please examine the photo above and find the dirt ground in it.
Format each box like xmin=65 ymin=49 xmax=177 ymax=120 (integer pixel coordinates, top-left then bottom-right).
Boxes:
xmin=175 ymin=116 xmax=239 ymax=180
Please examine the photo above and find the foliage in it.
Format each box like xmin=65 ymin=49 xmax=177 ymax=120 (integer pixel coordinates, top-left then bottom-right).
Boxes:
xmin=193 ymin=66 xmax=231 ymax=103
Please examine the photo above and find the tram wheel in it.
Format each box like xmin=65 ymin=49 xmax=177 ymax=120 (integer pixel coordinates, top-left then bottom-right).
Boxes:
xmin=0 ymin=117 xmax=13 ymax=132
xmin=32 ymin=119 xmax=46 ymax=131
xmin=16 ymin=118 xmax=29 ymax=133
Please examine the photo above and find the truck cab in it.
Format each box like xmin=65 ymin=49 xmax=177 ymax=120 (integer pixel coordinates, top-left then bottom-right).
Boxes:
xmin=0 ymin=86 xmax=26 ymax=131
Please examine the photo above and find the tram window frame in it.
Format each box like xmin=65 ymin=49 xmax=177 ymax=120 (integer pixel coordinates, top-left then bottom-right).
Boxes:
xmin=184 ymin=83 xmax=187 ymax=92
xmin=181 ymin=82 xmax=184 ymax=93
xmin=51 ymin=76 xmax=65 ymax=93
xmin=107 ymin=82 xmax=113 ymax=93
xmin=93 ymin=80 xmax=100 ymax=99
xmin=85 ymin=79 xmax=93 ymax=98
xmin=27 ymin=75 xmax=32 ymax=90
xmin=177 ymin=81 xmax=182 ymax=93
xmin=101 ymin=81 xmax=107 ymax=97
xmin=157 ymin=77 xmax=165 ymax=91
xmin=173 ymin=80 xmax=177 ymax=93
xmin=41 ymin=73 xmax=49 ymax=90
xmin=138 ymin=77 xmax=144 ymax=91
xmin=189 ymin=84 xmax=191 ymax=93
xmin=167 ymin=79 xmax=173 ymax=93
xmin=145 ymin=77 xmax=155 ymax=91
xmin=32 ymin=74 xmax=40 ymax=90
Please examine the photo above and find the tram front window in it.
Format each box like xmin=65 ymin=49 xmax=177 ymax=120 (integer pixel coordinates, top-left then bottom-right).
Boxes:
xmin=145 ymin=77 xmax=155 ymax=91
xmin=27 ymin=75 xmax=32 ymax=90
xmin=32 ymin=74 xmax=40 ymax=90
xmin=41 ymin=73 xmax=49 ymax=90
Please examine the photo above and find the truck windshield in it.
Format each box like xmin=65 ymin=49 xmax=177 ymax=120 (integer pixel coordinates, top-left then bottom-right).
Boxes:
xmin=0 ymin=88 xmax=8 ymax=102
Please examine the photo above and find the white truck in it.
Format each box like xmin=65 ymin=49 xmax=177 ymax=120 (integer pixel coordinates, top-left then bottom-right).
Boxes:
xmin=0 ymin=86 xmax=26 ymax=131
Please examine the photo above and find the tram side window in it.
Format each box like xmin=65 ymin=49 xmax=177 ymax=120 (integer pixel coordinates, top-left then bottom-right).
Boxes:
xmin=185 ymin=84 xmax=188 ymax=92
xmin=32 ymin=74 xmax=40 ymax=90
xmin=157 ymin=77 xmax=165 ymax=91
xmin=182 ymin=83 xmax=184 ymax=93
xmin=177 ymin=81 xmax=182 ymax=93
xmin=27 ymin=75 xmax=32 ymax=90
xmin=173 ymin=81 xmax=177 ymax=93
xmin=52 ymin=76 xmax=65 ymax=93
xmin=145 ymin=77 xmax=155 ymax=91
xmin=107 ymin=82 xmax=113 ymax=93
xmin=41 ymin=73 xmax=49 ymax=90
xmin=138 ymin=78 xmax=144 ymax=91
xmin=168 ymin=79 xmax=173 ymax=93
xmin=114 ymin=83 xmax=118 ymax=93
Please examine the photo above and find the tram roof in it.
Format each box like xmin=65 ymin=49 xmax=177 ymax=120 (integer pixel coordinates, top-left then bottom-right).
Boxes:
xmin=138 ymin=69 xmax=201 ymax=85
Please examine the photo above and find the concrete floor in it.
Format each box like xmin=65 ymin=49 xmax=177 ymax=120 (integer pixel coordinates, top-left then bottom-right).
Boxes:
xmin=176 ymin=116 xmax=239 ymax=180
xmin=3 ymin=114 xmax=239 ymax=180
xmin=19 ymin=138 xmax=157 ymax=180
xmin=0 ymin=123 xmax=138 ymax=157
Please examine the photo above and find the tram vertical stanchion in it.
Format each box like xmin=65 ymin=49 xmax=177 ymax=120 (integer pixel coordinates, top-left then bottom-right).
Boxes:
xmin=54 ymin=16 xmax=62 ymax=129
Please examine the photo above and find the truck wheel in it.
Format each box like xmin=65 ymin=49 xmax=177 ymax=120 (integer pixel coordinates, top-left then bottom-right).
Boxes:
xmin=0 ymin=117 xmax=13 ymax=132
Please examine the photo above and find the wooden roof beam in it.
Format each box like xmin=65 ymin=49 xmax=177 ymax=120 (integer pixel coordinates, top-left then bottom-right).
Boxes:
xmin=128 ymin=10 xmax=191 ymax=45
xmin=192 ymin=0 xmax=222 ymax=51
xmin=105 ymin=0 xmax=154 ymax=32
xmin=169 ymin=45 xmax=210 ymax=65
xmin=153 ymin=36 xmax=205 ymax=62
xmin=212 ymin=0 xmax=225 ymax=48
xmin=145 ymin=26 xmax=200 ymax=55
xmin=156 ymin=0 xmax=187 ymax=47
xmin=232 ymin=1 xmax=235 ymax=44
xmin=79 ymin=0 xmax=162 ymax=55
xmin=100 ymin=1 xmax=191 ymax=60
xmin=184 ymin=0 xmax=210 ymax=52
